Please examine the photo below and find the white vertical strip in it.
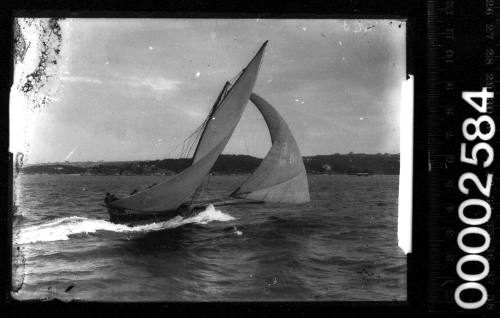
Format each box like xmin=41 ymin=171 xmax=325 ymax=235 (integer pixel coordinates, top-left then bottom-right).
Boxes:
xmin=398 ymin=75 xmax=414 ymax=254
xmin=10 ymin=19 xmax=37 ymax=161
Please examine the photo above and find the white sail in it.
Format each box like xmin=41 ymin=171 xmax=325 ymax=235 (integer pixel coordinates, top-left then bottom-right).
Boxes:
xmin=109 ymin=42 xmax=268 ymax=212
xmin=231 ymin=93 xmax=310 ymax=203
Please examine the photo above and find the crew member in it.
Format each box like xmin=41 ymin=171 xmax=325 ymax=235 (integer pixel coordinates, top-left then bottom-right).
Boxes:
xmin=104 ymin=192 xmax=119 ymax=205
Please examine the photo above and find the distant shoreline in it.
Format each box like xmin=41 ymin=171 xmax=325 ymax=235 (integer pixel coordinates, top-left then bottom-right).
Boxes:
xmin=20 ymin=153 xmax=400 ymax=176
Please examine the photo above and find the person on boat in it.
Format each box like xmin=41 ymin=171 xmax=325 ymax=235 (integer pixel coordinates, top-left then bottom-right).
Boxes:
xmin=104 ymin=192 xmax=119 ymax=205
xmin=104 ymin=192 xmax=111 ymax=205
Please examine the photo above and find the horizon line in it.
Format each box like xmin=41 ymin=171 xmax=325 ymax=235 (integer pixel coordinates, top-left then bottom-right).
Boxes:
xmin=25 ymin=152 xmax=401 ymax=166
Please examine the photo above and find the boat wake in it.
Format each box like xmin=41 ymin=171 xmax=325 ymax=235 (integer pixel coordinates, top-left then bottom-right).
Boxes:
xmin=16 ymin=204 xmax=235 ymax=245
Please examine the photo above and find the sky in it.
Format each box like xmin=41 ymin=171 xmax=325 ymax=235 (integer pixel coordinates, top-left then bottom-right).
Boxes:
xmin=11 ymin=18 xmax=406 ymax=164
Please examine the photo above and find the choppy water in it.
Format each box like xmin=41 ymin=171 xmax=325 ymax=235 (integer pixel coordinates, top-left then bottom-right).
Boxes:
xmin=12 ymin=174 xmax=406 ymax=301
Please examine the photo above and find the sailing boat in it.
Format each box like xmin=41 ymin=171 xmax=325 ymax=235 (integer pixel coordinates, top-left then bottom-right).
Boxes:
xmin=106 ymin=41 xmax=310 ymax=224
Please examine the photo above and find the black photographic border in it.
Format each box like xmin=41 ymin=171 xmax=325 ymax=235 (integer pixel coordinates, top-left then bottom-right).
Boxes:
xmin=0 ymin=1 xmax=427 ymax=317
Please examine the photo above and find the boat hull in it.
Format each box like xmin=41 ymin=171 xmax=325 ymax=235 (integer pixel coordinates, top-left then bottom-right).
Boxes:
xmin=107 ymin=206 xmax=192 ymax=224
xmin=107 ymin=198 xmax=262 ymax=224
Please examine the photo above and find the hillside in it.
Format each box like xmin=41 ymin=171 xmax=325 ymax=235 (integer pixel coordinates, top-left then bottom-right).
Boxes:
xmin=21 ymin=153 xmax=400 ymax=175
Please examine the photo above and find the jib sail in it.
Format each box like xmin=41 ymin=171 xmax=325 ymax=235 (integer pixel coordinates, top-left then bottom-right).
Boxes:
xmin=230 ymin=93 xmax=310 ymax=204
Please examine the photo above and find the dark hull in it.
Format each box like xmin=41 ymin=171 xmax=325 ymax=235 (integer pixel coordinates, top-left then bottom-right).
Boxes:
xmin=107 ymin=198 xmax=262 ymax=225
xmin=107 ymin=205 xmax=195 ymax=225
xmin=109 ymin=209 xmax=171 ymax=224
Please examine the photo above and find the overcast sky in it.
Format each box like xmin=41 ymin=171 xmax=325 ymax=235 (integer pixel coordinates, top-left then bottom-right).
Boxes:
xmin=14 ymin=18 xmax=406 ymax=163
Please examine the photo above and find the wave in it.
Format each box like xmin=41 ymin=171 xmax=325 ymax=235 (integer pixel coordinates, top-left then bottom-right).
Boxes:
xmin=15 ymin=204 xmax=235 ymax=245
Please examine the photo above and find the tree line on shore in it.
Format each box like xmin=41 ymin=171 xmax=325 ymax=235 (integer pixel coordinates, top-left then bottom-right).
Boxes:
xmin=21 ymin=153 xmax=400 ymax=175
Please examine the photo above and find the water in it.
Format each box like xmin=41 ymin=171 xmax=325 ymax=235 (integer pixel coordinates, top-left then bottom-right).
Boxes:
xmin=12 ymin=174 xmax=406 ymax=301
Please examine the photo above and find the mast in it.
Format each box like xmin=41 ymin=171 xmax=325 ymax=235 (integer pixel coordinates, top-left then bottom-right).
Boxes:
xmin=108 ymin=42 xmax=268 ymax=213
xmin=191 ymin=41 xmax=268 ymax=165
xmin=190 ymin=81 xmax=231 ymax=166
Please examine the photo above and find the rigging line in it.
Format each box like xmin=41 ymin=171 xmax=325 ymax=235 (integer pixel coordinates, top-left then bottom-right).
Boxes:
xmin=190 ymin=81 xmax=230 ymax=163
xmin=187 ymin=106 xmax=214 ymax=158
xmin=167 ymin=110 xmax=213 ymax=159
xmin=186 ymin=127 xmax=203 ymax=157
xmin=165 ymin=140 xmax=184 ymax=158
xmin=167 ymin=128 xmax=197 ymax=158
xmin=191 ymin=42 xmax=266 ymax=163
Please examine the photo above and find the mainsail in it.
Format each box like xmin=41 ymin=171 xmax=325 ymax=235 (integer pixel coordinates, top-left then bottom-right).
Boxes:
xmin=231 ymin=93 xmax=310 ymax=203
xmin=192 ymin=42 xmax=267 ymax=164
xmin=108 ymin=41 xmax=267 ymax=212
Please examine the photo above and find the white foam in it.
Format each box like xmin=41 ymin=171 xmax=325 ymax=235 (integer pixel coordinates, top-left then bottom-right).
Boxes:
xmin=15 ymin=204 xmax=235 ymax=245
xmin=233 ymin=226 xmax=243 ymax=236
